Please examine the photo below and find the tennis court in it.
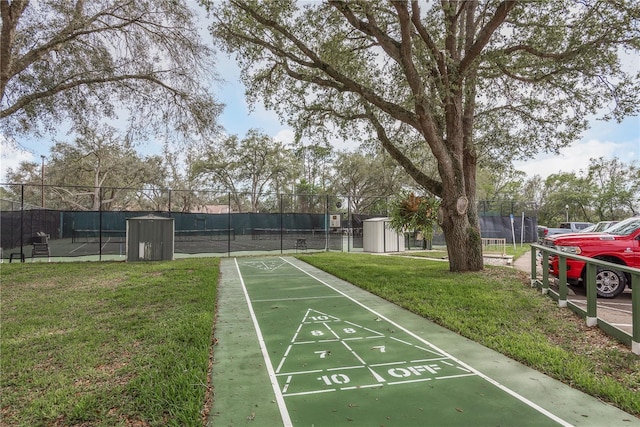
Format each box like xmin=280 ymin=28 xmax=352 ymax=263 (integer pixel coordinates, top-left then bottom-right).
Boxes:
xmin=4 ymin=228 xmax=338 ymax=261
xmin=209 ymin=256 xmax=639 ymax=426
xmin=1 ymin=207 xmax=351 ymax=261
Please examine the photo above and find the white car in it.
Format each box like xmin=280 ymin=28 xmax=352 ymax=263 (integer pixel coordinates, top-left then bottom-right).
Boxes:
xmin=579 ymin=221 xmax=618 ymax=233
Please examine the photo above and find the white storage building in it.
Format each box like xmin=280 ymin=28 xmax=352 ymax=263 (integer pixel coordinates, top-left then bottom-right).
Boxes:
xmin=362 ymin=217 xmax=405 ymax=253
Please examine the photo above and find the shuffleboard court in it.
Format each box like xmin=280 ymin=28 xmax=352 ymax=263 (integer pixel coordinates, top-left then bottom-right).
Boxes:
xmin=209 ymin=256 xmax=640 ymax=426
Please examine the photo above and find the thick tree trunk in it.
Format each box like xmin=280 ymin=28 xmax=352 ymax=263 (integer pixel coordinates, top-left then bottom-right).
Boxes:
xmin=436 ymin=132 xmax=483 ymax=272
xmin=460 ymin=137 xmax=483 ymax=271
xmin=0 ymin=0 xmax=28 ymax=103
xmin=440 ymin=202 xmax=483 ymax=272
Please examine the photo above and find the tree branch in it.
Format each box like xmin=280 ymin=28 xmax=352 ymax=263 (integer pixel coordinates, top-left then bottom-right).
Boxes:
xmin=364 ymin=104 xmax=443 ymax=197
xmin=328 ymin=1 xmax=402 ymax=63
xmin=225 ymin=3 xmax=423 ymax=129
xmin=409 ymin=0 xmax=446 ymax=86
xmin=459 ymin=1 xmax=516 ymax=74
xmin=0 ymin=0 xmax=28 ymax=100
xmin=9 ymin=2 xmax=144 ymax=82
xmin=1 ymin=73 xmax=183 ymax=118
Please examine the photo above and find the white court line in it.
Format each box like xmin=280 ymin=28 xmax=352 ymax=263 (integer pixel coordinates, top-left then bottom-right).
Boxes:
xmin=387 ymin=373 xmax=477 ymax=386
xmin=253 ymin=295 xmax=343 ymax=303
xmin=327 ymin=365 xmax=364 ymax=371
xmin=284 ymin=389 xmax=335 ymax=397
xmin=290 ymin=323 xmax=304 ymax=342
xmin=100 ymin=236 xmax=113 ymax=251
xmin=276 ymin=369 xmax=323 ymax=376
xmin=260 ymin=260 xmax=289 ymax=272
xmin=69 ymin=243 xmax=88 ymax=254
xmin=370 ymin=361 xmax=407 ymax=367
xmin=282 ymin=376 xmax=293 ymax=393
xmin=342 ymin=383 xmax=382 ymax=390
xmin=387 ymin=377 xmax=433 ymax=386
xmin=408 ymin=357 xmax=449 ymax=363
xmin=282 ymin=257 xmax=574 ymax=427
xmin=389 ymin=336 xmax=412 ymax=346
xmin=234 ymin=258 xmax=293 ymax=427
xmin=340 ymin=340 xmax=367 ymax=365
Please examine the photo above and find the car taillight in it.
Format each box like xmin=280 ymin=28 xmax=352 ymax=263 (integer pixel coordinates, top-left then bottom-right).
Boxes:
xmin=544 ymin=229 xmax=548 ymax=235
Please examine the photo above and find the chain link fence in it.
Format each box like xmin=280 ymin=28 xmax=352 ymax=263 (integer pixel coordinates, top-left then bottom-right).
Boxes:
xmin=0 ymin=184 xmax=538 ymax=261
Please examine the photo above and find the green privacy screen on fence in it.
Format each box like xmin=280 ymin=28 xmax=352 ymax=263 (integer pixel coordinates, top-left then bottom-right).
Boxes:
xmin=0 ymin=184 xmax=538 ymax=261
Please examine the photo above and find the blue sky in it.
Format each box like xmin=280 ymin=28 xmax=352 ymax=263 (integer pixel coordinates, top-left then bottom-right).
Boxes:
xmin=1 ymin=2 xmax=639 ymax=182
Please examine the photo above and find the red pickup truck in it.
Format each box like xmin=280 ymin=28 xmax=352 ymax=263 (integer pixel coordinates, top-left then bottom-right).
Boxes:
xmin=542 ymin=216 xmax=639 ymax=298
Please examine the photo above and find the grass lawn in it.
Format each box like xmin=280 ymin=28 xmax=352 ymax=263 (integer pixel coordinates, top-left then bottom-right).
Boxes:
xmin=297 ymin=252 xmax=640 ymax=417
xmin=398 ymin=243 xmax=532 ymax=261
xmin=1 ymin=258 xmax=218 ymax=427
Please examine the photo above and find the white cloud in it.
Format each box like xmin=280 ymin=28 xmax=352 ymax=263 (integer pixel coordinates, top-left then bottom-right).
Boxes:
xmin=513 ymin=139 xmax=623 ymax=179
xmin=0 ymin=141 xmax=34 ymax=182
xmin=514 ymin=113 xmax=639 ymax=180
xmin=273 ymin=128 xmax=296 ymax=145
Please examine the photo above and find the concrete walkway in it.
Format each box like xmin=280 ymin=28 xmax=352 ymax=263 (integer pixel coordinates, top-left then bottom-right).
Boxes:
xmin=513 ymin=250 xmax=534 ymax=272
xmin=209 ymin=256 xmax=639 ymax=426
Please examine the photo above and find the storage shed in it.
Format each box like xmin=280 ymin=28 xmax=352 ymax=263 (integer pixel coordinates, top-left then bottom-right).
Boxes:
xmin=126 ymin=214 xmax=174 ymax=261
xmin=362 ymin=217 xmax=405 ymax=253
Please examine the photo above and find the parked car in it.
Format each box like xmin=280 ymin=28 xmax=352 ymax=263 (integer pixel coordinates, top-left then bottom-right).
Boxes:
xmin=579 ymin=221 xmax=618 ymax=233
xmin=537 ymin=221 xmax=594 ymax=241
xmin=542 ymin=216 xmax=639 ymax=297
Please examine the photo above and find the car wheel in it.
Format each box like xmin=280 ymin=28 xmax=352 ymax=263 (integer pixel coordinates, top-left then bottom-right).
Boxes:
xmin=595 ymin=267 xmax=627 ymax=298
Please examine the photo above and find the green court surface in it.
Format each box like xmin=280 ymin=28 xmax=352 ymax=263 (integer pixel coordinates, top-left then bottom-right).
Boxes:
xmin=209 ymin=257 xmax=640 ymax=427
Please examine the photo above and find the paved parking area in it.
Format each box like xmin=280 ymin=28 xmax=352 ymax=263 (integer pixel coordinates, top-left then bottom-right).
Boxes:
xmin=568 ymin=289 xmax=633 ymax=335
xmin=514 ymin=252 xmax=634 ymax=337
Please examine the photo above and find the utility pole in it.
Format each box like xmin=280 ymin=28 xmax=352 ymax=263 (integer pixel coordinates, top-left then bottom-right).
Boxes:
xmin=40 ymin=155 xmax=45 ymax=208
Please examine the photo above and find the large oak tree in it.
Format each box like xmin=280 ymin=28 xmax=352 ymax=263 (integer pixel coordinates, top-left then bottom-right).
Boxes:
xmin=206 ymin=0 xmax=639 ymax=271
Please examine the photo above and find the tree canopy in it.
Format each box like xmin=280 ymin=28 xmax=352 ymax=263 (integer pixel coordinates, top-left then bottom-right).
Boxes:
xmin=1 ymin=0 xmax=221 ymax=142
xmin=191 ymin=129 xmax=296 ymax=212
xmin=536 ymin=157 xmax=640 ymax=225
xmin=4 ymin=125 xmax=165 ymax=210
xmin=206 ymin=0 xmax=639 ymax=271
xmin=332 ymin=150 xmax=416 ymax=213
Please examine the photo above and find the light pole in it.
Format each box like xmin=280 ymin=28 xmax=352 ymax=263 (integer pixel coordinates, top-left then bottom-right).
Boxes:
xmin=565 ymin=204 xmax=569 ymax=222
xmin=40 ymin=155 xmax=45 ymax=208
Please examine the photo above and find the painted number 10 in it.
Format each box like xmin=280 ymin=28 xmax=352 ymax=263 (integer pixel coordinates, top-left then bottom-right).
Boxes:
xmin=318 ymin=374 xmax=350 ymax=386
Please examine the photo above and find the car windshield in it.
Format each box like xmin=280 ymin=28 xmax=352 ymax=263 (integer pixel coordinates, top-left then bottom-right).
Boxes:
xmin=605 ymin=217 xmax=640 ymax=236
xmin=592 ymin=221 xmax=615 ymax=232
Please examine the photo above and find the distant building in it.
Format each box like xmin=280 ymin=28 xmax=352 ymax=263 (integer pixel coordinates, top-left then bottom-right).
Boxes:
xmin=192 ymin=205 xmax=232 ymax=214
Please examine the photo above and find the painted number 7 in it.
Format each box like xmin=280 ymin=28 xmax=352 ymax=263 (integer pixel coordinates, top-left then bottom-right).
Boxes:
xmin=314 ymin=350 xmax=330 ymax=358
